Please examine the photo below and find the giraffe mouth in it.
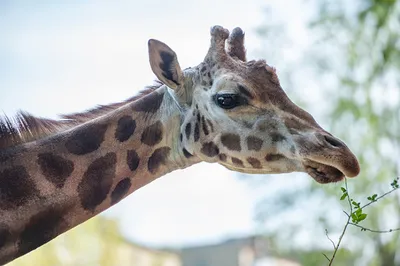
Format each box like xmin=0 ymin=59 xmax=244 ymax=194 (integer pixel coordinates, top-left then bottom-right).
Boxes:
xmin=304 ymin=160 xmax=344 ymax=184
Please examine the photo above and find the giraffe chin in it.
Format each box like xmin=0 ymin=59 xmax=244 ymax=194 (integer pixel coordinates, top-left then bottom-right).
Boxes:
xmin=219 ymin=162 xmax=295 ymax=175
xmin=303 ymin=161 xmax=344 ymax=184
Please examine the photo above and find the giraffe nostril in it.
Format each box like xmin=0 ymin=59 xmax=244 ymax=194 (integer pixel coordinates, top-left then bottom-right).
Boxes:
xmin=323 ymin=135 xmax=344 ymax=148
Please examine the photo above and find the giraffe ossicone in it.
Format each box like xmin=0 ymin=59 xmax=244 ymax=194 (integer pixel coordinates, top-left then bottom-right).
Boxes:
xmin=0 ymin=25 xmax=360 ymax=264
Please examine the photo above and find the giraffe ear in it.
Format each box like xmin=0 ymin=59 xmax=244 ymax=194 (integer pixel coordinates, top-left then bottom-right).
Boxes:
xmin=148 ymin=39 xmax=184 ymax=90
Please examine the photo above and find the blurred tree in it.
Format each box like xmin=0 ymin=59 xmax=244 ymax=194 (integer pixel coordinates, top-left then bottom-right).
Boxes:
xmin=6 ymin=215 xmax=181 ymax=266
xmin=252 ymin=0 xmax=400 ymax=265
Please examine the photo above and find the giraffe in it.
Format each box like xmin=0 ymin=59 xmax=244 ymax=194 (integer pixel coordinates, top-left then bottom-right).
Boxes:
xmin=0 ymin=26 xmax=360 ymax=264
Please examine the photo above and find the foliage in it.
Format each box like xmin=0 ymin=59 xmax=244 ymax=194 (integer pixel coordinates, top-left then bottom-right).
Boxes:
xmin=325 ymin=178 xmax=400 ymax=265
xmin=6 ymin=216 xmax=179 ymax=266
xmin=253 ymin=0 xmax=400 ymax=265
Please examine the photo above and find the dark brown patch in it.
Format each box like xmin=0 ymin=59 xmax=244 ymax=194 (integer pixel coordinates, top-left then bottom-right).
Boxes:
xmin=78 ymin=152 xmax=116 ymax=211
xmin=17 ymin=207 xmax=67 ymax=258
xmin=196 ymin=113 xmax=201 ymax=123
xmin=65 ymin=123 xmax=108 ymax=155
xmin=219 ymin=153 xmax=227 ymax=162
xmin=37 ymin=153 xmax=74 ymax=188
xmin=265 ymin=154 xmax=286 ymax=161
xmin=238 ymin=85 xmax=253 ymax=99
xmin=204 ymin=105 xmax=209 ymax=111
xmin=201 ymin=65 xmax=207 ymax=72
xmin=0 ymin=166 xmax=39 ymax=210
xmin=148 ymin=147 xmax=171 ymax=174
xmin=111 ymin=178 xmax=131 ymax=204
xmin=127 ymin=150 xmax=140 ymax=171
xmin=180 ymin=133 xmax=183 ymax=142
xmin=194 ymin=123 xmax=200 ymax=142
xmin=0 ymin=224 xmax=11 ymax=249
xmin=159 ymin=51 xmax=179 ymax=85
xmin=115 ymin=116 xmax=136 ymax=142
xmin=247 ymin=136 xmax=263 ymax=151
xmin=141 ymin=121 xmax=163 ymax=146
xmin=221 ymin=133 xmax=241 ymax=151
xmin=182 ymin=148 xmax=193 ymax=158
xmin=247 ymin=157 xmax=262 ymax=169
xmin=231 ymin=157 xmax=244 ymax=167
xmin=132 ymin=91 xmax=165 ymax=113
xmin=201 ymin=116 xmax=209 ymax=136
xmin=206 ymin=119 xmax=214 ymax=132
xmin=196 ymin=104 xmax=199 ymax=109
xmin=200 ymin=142 xmax=219 ymax=157
xmin=271 ymin=133 xmax=286 ymax=142
xmin=185 ymin=123 xmax=192 ymax=140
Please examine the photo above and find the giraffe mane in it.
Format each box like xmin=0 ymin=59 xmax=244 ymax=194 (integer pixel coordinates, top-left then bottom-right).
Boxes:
xmin=0 ymin=82 xmax=163 ymax=150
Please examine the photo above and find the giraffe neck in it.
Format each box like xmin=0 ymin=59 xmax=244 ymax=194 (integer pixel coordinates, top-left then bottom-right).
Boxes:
xmin=0 ymin=86 xmax=199 ymax=264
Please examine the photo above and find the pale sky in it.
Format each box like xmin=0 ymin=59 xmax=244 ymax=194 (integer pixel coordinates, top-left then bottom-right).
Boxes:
xmin=0 ymin=0 xmax=334 ymax=248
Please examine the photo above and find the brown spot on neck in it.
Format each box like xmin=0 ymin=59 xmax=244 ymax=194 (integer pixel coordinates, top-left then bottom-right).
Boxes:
xmin=126 ymin=150 xmax=140 ymax=172
xmin=115 ymin=116 xmax=136 ymax=142
xmin=78 ymin=152 xmax=117 ymax=211
xmin=148 ymin=147 xmax=171 ymax=174
xmin=17 ymin=206 xmax=68 ymax=258
xmin=65 ymin=123 xmax=108 ymax=155
xmin=141 ymin=121 xmax=164 ymax=146
xmin=37 ymin=153 xmax=74 ymax=189
xmin=132 ymin=91 xmax=165 ymax=113
xmin=0 ymin=166 xmax=39 ymax=210
xmin=111 ymin=178 xmax=132 ymax=205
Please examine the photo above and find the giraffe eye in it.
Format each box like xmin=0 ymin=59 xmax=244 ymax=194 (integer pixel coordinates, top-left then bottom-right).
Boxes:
xmin=215 ymin=94 xmax=241 ymax=109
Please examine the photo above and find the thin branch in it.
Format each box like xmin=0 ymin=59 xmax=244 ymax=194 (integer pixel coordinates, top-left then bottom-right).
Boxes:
xmin=323 ymin=253 xmax=331 ymax=262
xmin=325 ymin=229 xmax=336 ymax=249
xmin=348 ymin=223 xmax=400 ymax=233
xmin=325 ymin=178 xmax=400 ymax=265
xmin=327 ymin=179 xmax=352 ymax=266
xmin=360 ymin=187 xmax=399 ymax=210
xmin=328 ymin=211 xmax=351 ymax=266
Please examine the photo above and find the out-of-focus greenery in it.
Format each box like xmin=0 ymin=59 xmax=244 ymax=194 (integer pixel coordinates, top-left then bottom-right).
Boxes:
xmin=6 ymin=216 xmax=180 ymax=266
xmin=254 ymin=0 xmax=399 ymax=265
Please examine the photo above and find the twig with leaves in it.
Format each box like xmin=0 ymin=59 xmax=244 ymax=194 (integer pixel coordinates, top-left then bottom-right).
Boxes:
xmin=323 ymin=177 xmax=400 ymax=266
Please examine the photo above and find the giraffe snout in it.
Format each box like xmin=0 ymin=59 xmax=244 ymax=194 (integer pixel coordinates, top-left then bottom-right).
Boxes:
xmin=317 ymin=132 xmax=360 ymax=178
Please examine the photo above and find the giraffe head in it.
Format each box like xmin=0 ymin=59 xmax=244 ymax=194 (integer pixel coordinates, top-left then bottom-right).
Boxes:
xmin=148 ymin=26 xmax=360 ymax=183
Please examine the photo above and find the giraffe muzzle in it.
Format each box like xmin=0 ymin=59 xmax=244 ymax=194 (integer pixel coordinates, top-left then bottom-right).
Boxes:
xmin=300 ymin=132 xmax=360 ymax=183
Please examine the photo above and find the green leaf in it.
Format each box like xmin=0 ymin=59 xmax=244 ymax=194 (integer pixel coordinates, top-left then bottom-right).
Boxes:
xmin=358 ymin=213 xmax=367 ymax=222
xmin=341 ymin=187 xmax=347 ymax=193
xmin=340 ymin=193 xmax=348 ymax=200
xmin=351 ymin=213 xmax=358 ymax=223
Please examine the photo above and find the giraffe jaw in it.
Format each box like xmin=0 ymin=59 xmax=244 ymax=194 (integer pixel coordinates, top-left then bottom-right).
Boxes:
xmin=218 ymin=161 xmax=299 ymax=175
xmin=303 ymin=160 xmax=344 ymax=184
xmin=220 ymin=160 xmax=344 ymax=184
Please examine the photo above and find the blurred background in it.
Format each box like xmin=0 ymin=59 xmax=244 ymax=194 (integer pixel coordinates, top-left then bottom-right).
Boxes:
xmin=1 ymin=0 xmax=399 ymax=265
